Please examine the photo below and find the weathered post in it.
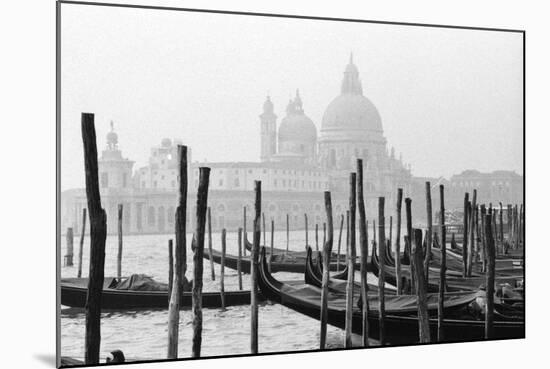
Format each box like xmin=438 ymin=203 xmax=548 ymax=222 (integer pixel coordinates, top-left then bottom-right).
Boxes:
xmin=485 ymin=214 xmax=496 ymax=339
xmin=411 ymin=229 xmax=431 ymax=343
xmin=315 ymin=223 xmax=319 ymax=252
xmin=320 ymin=191 xmax=334 ymax=349
xmin=395 ymin=188 xmax=403 ymax=295
xmin=499 ymin=203 xmax=504 ymax=254
xmin=237 ymin=227 xmax=243 ymax=290
xmin=250 ymin=181 xmax=262 ymax=354
xmin=357 ymin=159 xmax=369 ymax=346
xmin=389 ymin=216 xmax=393 ymax=251
xmin=437 ymin=185 xmax=446 ymax=342
xmin=243 ymin=206 xmax=247 ymax=256
xmin=405 ymin=198 xmax=414 ymax=293
xmin=168 ymin=239 xmax=174 ymax=305
xmin=345 ymin=173 xmax=356 ymax=348
xmin=467 ymin=190 xmax=477 ymax=276
xmin=305 ymin=213 xmax=309 ymax=249
xmin=323 ymin=222 xmax=327 ymax=249
xmin=480 ymin=206 xmax=487 ymax=273
xmin=286 ymin=213 xmax=290 ymax=252
xmin=220 ymin=228 xmax=226 ymax=310
xmin=270 ymin=219 xmax=274 ymax=272
xmin=117 ymin=204 xmax=123 ymax=280
xmin=262 ymin=213 xmax=266 ymax=247
xmin=507 ymin=204 xmax=512 ymax=251
xmin=336 ymin=214 xmax=344 ymax=273
xmin=425 ymin=182 xmax=433 ymax=282
xmin=207 ymin=207 xmax=215 ymax=281
xmin=462 ymin=193 xmax=470 ymax=277
xmin=378 ymin=197 xmax=386 ymax=345
xmin=167 ymin=145 xmax=187 ymax=359
xmin=77 ymin=208 xmax=87 ymax=278
xmin=191 ymin=167 xmax=210 ymax=358
xmin=65 ymin=227 xmax=74 ymax=267
xmin=81 ymin=113 xmax=107 ymax=365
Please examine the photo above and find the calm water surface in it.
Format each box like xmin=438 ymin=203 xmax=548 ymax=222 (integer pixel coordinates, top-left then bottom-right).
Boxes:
xmin=60 ymin=230 xmax=380 ymax=361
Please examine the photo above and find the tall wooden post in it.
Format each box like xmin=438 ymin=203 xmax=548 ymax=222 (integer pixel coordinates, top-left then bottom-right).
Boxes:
xmin=345 ymin=173 xmax=356 ymax=348
xmin=395 ymin=189 xmax=403 ymax=295
xmin=270 ymin=219 xmax=274 ymax=272
xmin=425 ymin=182 xmax=432 ymax=282
xmin=220 ymin=228 xmax=226 ymax=310
xmin=484 ymin=214 xmax=496 ymax=339
xmin=191 ymin=167 xmax=210 ymax=358
xmin=405 ymin=198 xmax=415 ymax=294
xmin=389 ymin=216 xmax=393 ymax=252
xmin=467 ymin=190 xmax=477 ymax=276
xmin=378 ymin=197 xmax=386 ymax=345
xmin=168 ymin=239 xmax=173 ymax=305
xmin=315 ymin=223 xmax=319 ymax=252
xmin=262 ymin=213 xmax=266 ymax=247
xmin=286 ymin=214 xmax=289 ymax=252
xmin=81 ymin=113 xmax=107 ymax=365
xmin=250 ymin=181 xmax=262 ymax=354
xmin=243 ymin=206 xmax=247 ymax=257
xmin=323 ymin=222 xmax=326 ymax=249
xmin=305 ymin=213 xmax=309 ymax=249
xmin=320 ymin=192 xmax=334 ymax=349
xmin=336 ymin=214 xmax=344 ymax=273
xmin=499 ymin=203 xmax=504 ymax=254
xmin=117 ymin=204 xmax=123 ymax=279
xmin=65 ymin=227 xmax=74 ymax=267
xmin=207 ymin=207 xmax=215 ymax=281
xmin=480 ymin=206 xmax=487 ymax=273
xmin=356 ymin=159 xmax=369 ymax=346
xmin=77 ymin=208 xmax=87 ymax=278
xmin=437 ymin=185 xmax=446 ymax=342
xmin=167 ymin=145 xmax=187 ymax=359
xmin=462 ymin=193 xmax=470 ymax=277
xmin=237 ymin=227 xmax=243 ymax=290
xmin=412 ymin=229 xmax=431 ymax=343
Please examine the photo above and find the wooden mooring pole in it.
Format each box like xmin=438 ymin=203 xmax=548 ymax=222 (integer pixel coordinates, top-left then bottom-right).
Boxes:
xmin=405 ymin=198 xmax=414 ymax=294
xmin=168 ymin=239 xmax=173 ymax=305
xmin=117 ymin=204 xmax=123 ymax=280
xmin=220 ymin=228 xmax=226 ymax=310
xmin=336 ymin=214 xmax=344 ymax=273
xmin=437 ymin=185 xmax=446 ymax=342
xmin=207 ymin=207 xmax=215 ymax=281
xmin=319 ymin=191 xmax=333 ymax=349
xmin=270 ymin=219 xmax=274 ymax=272
xmin=411 ymin=229 xmax=431 ymax=343
xmin=167 ymin=145 xmax=187 ymax=359
xmin=262 ymin=213 xmax=266 ymax=247
xmin=81 ymin=113 xmax=107 ymax=365
xmin=395 ymin=188 xmax=403 ymax=295
xmin=378 ymin=197 xmax=386 ymax=345
xmin=425 ymin=182 xmax=432 ymax=282
xmin=357 ymin=159 xmax=369 ymax=346
xmin=237 ymin=227 xmax=243 ymax=290
xmin=485 ymin=214 xmax=496 ymax=339
xmin=286 ymin=214 xmax=289 ymax=252
xmin=305 ymin=213 xmax=309 ymax=249
xmin=65 ymin=227 xmax=74 ymax=267
xmin=243 ymin=206 xmax=247 ymax=256
xmin=467 ymin=190 xmax=477 ymax=277
xmin=77 ymin=208 xmax=86 ymax=278
xmin=315 ymin=223 xmax=319 ymax=252
xmin=323 ymin=222 xmax=326 ymax=249
xmin=345 ymin=173 xmax=356 ymax=348
xmin=462 ymin=193 xmax=470 ymax=277
xmin=191 ymin=167 xmax=210 ymax=358
xmin=250 ymin=181 xmax=262 ymax=354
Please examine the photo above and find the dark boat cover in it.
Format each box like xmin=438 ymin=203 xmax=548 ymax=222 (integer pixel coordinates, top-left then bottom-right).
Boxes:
xmin=114 ymin=274 xmax=168 ymax=291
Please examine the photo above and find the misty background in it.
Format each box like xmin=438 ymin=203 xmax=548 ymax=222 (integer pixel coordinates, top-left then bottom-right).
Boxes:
xmin=60 ymin=4 xmax=523 ymax=191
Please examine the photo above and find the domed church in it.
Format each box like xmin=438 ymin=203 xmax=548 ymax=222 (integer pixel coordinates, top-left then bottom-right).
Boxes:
xmin=259 ymin=54 xmax=412 ymax=208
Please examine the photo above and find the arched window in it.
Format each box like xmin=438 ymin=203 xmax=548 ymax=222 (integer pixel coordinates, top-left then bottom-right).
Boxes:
xmin=329 ymin=149 xmax=336 ymax=167
xmin=148 ymin=206 xmax=155 ymax=226
xmin=167 ymin=206 xmax=175 ymax=225
xmin=217 ymin=204 xmax=226 ymax=212
xmin=234 ymin=178 xmax=240 ymax=187
xmin=158 ymin=206 xmax=165 ymax=232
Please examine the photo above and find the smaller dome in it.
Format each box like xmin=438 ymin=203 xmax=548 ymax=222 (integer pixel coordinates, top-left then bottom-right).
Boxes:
xmin=278 ymin=114 xmax=317 ymax=142
xmin=263 ymin=96 xmax=274 ymax=113
xmin=161 ymin=138 xmax=172 ymax=147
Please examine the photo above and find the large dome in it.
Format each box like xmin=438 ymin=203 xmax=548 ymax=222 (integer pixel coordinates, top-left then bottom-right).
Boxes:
xmin=321 ymin=94 xmax=382 ymax=133
xmin=320 ymin=55 xmax=383 ymax=141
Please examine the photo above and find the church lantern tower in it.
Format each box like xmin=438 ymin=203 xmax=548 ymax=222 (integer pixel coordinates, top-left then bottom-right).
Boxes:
xmin=260 ymin=95 xmax=277 ymax=162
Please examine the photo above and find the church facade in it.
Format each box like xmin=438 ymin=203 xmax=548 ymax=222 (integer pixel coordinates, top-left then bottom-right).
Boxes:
xmin=61 ymin=56 xmax=520 ymax=235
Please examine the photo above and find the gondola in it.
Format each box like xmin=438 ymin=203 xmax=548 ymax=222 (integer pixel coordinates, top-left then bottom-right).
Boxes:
xmin=310 ymin=248 xmax=348 ymax=280
xmin=371 ymin=242 xmax=521 ymax=292
xmin=61 ymin=277 xmax=257 ymax=309
xmin=257 ymin=247 xmax=524 ymax=343
xmin=244 ymin=236 xmax=342 ymax=260
xmin=430 ymin=247 xmax=523 ymax=276
xmin=204 ymin=247 xmax=347 ymax=274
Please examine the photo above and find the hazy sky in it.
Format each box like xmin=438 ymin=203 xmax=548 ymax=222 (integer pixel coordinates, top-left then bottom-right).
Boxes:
xmin=60 ymin=3 xmax=523 ymax=190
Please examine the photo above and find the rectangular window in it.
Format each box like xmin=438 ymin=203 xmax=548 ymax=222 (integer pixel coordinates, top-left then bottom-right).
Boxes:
xmin=122 ymin=173 xmax=127 ymax=187
xmin=219 ymin=179 xmax=223 ymax=186
xmin=171 ymin=180 xmax=175 ymax=187
xmin=153 ymin=181 xmax=157 ymax=188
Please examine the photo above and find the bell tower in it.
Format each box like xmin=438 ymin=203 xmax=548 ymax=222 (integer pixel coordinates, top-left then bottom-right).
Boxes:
xmin=260 ymin=95 xmax=277 ymax=162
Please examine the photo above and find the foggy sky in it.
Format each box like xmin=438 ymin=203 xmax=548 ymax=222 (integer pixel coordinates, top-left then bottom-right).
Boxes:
xmin=60 ymin=3 xmax=523 ymax=190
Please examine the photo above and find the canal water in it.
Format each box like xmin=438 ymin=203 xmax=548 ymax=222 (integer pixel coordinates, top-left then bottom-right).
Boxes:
xmin=60 ymin=230 xmax=381 ymax=361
